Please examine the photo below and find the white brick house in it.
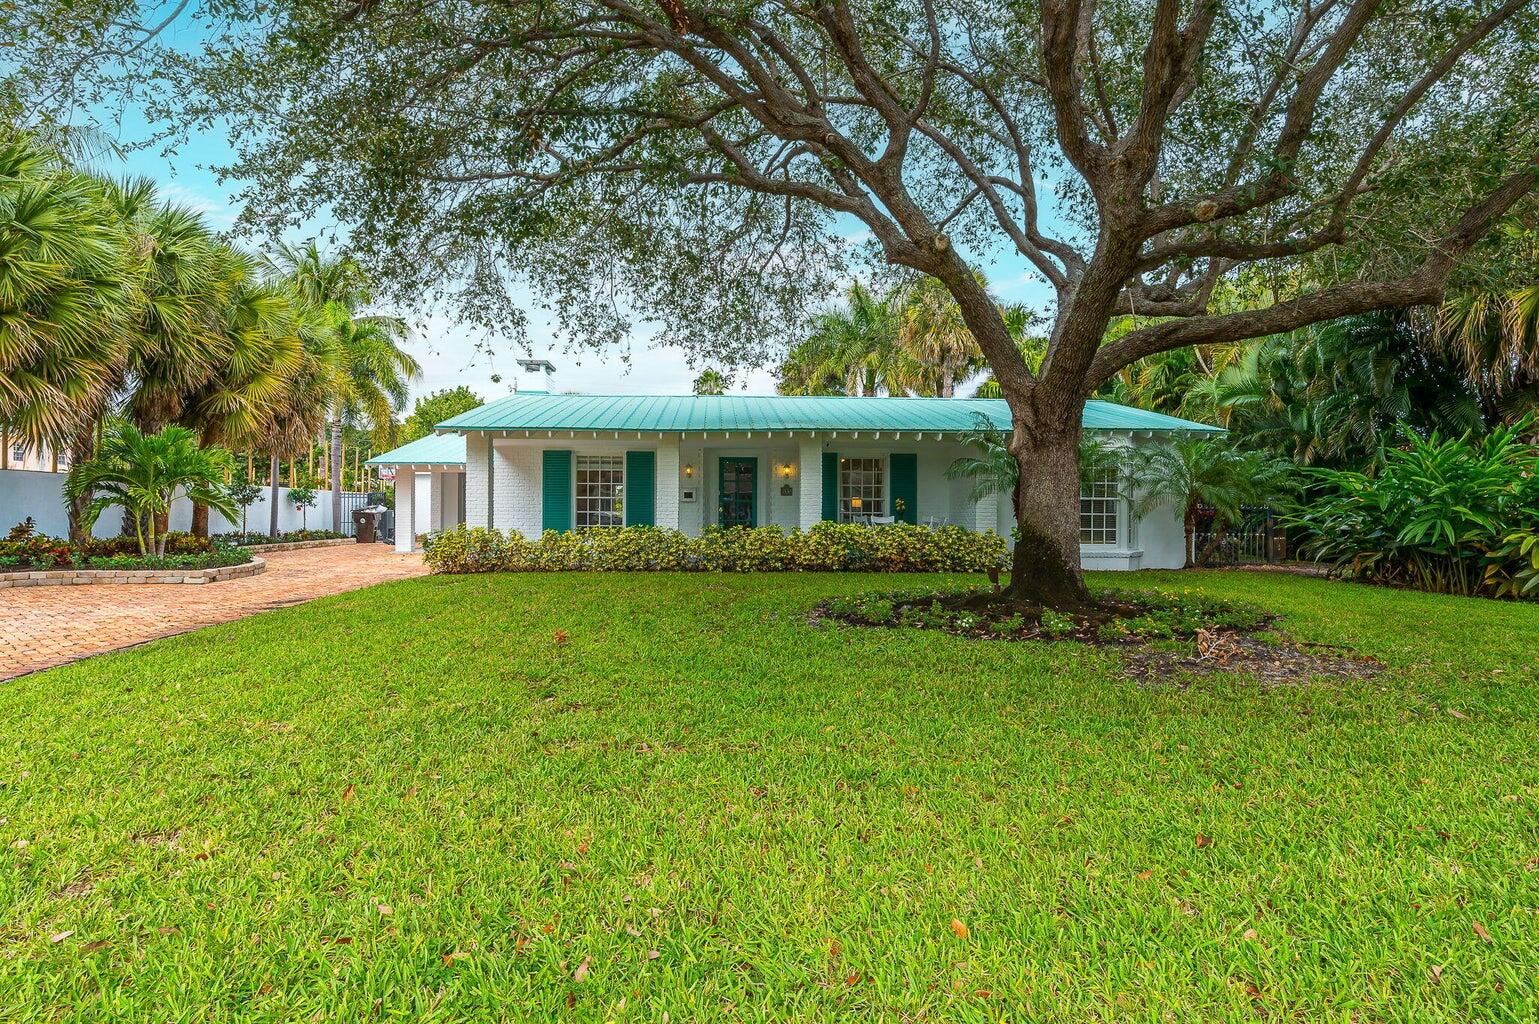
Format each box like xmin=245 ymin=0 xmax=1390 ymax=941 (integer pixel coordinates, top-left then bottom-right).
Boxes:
xmin=368 ymin=389 xmax=1223 ymax=570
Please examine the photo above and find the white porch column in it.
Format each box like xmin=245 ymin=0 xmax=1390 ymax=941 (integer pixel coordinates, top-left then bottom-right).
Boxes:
xmin=655 ymin=438 xmax=681 ymax=530
xmin=464 ymin=433 xmax=491 ymax=528
xmin=428 ymin=471 xmax=444 ymax=533
xmin=394 ymin=470 xmax=415 ymax=553
xmin=798 ymin=437 xmax=824 ymax=529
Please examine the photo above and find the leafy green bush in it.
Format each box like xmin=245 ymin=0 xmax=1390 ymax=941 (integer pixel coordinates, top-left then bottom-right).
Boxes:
xmin=1288 ymin=421 xmax=1539 ymax=597
xmin=424 ymin=522 xmax=1008 ymax=574
xmin=422 ymin=526 xmax=512 ymax=573
xmin=216 ymin=530 xmax=347 ymax=546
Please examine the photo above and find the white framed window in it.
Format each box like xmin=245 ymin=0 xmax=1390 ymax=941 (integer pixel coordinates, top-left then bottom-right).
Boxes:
xmin=840 ymin=456 xmax=885 ymax=521
xmin=575 ymin=454 xmax=624 ymax=528
xmin=1080 ymin=468 xmax=1121 ymax=546
xmin=10 ymin=442 xmax=26 ymax=465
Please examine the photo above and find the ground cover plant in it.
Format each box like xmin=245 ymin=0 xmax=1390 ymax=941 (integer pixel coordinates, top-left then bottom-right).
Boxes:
xmin=1 ymin=570 xmax=1536 ymax=1021
xmin=817 ymin=583 xmax=1269 ymax=644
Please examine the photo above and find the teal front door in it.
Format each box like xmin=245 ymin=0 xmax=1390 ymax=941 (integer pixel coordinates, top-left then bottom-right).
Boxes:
xmin=718 ymin=457 xmax=757 ymax=527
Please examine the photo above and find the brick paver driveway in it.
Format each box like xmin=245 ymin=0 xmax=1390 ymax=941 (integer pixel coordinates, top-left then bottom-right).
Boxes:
xmin=0 ymin=544 xmax=426 ymax=680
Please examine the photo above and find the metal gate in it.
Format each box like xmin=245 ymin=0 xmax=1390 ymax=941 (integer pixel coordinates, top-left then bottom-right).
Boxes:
xmin=338 ymin=491 xmax=373 ymax=537
xmin=1191 ymin=505 xmax=1286 ymax=566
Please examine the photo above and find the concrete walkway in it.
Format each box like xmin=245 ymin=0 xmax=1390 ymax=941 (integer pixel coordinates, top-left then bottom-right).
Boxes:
xmin=0 ymin=544 xmax=426 ymax=680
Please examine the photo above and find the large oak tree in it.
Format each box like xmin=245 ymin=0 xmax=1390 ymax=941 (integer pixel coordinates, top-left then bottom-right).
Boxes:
xmin=91 ymin=0 xmax=1539 ymax=606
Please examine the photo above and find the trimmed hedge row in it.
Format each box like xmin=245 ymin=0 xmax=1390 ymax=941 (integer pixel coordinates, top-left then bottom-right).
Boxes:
xmin=424 ymin=523 xmax=1008 ymax=574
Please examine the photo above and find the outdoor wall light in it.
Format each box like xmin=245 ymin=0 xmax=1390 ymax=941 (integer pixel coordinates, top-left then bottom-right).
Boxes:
xmin=850 ymin=497 xmax=863 ymax=509
xmin=779 ymin=463 xmax=794 ymax=478
xmin=683 ymin=463 xmax=695 ymax=477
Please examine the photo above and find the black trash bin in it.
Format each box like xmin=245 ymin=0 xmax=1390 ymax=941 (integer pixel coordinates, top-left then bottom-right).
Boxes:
xmin=352 ymin=507 xmax=382 ymax=544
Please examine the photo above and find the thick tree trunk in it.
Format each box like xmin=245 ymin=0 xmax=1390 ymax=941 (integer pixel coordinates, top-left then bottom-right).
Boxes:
xmin=269 ymin=453 xmax=281 ymax=540
xmin=1004 ymin=422 xmax=1094 ymax=610
xmin=330 ymin=418 xmax=343 ymax=534
xmin=191 ymin=502 xmax=210 ymax=539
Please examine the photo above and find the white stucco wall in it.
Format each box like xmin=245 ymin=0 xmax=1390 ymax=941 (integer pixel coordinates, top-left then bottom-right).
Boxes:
xmin=0 ymin=467 xmax=362 ymax=539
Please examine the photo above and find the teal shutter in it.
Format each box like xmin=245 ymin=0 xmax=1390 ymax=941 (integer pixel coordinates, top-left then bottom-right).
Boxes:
xmin=625 ymin=450 xmax=655 ymax=526
xmin=821 ymin=451 xmax=840 ymax=521
xmin=890 ymin=453 xmax=918 ymax=524
xmin=542 ymin=449 xmax=572 ymax=532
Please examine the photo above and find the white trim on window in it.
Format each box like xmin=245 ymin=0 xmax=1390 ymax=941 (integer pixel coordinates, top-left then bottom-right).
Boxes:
xmin=1079 ymin=467 xmax=1121 ymax=547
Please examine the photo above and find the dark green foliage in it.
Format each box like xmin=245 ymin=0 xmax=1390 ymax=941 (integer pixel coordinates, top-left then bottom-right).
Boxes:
xmin=400 ymin=387 xmax=483 ymax=444
xmin=1289 ymin=420 xmax=1539 ymax=596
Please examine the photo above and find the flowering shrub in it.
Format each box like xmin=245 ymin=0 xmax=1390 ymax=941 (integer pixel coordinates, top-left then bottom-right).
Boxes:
xmin=424 ymin=522 xmax=1008 ymax=574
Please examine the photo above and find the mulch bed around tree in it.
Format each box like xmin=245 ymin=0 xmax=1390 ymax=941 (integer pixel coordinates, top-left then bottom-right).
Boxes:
xmin=1121 ymin=628 xmax=1382 ymax=688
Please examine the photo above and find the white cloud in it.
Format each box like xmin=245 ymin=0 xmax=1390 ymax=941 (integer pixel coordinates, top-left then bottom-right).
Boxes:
xmin=156 ymin=182 xmax=239 ymax=228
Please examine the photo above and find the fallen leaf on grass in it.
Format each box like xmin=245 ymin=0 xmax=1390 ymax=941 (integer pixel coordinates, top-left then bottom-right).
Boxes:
xmin=1430 ymin=965 xmax=1444 ymax=984
xmin=1473 ymin=921 xmax=1493 ymax=943
xmin=1241 ymin=929 xmax=1258 ymax=942
xmin=1448 ymin=708 xmax=1469 ymax=720
xmin=442 ymin=950 xmax=469 ymax=966
xmin=49 ymin=930 xmax=73 ymax=943
xmin=553 ymin=630 xmax=569 ymax=646
xmin=949 ymin=919 xmax=969 ymax=939
xmin=81 ymin=939 xmax=109 ymax=952
xmin=646 ymin=949 xmax=661 ymax=961
xmin=1136 ymin=869 xmax=1153 ymax=880
xmin=573 ymin=957 xmax=591 ymax=982
xmin=377 ymin=904 xmax=392 ymax=916
xmin=1195 ymin=834 xmax=1214 ymax=848
xmin=341 ymin=784 xmax=355 ymax=803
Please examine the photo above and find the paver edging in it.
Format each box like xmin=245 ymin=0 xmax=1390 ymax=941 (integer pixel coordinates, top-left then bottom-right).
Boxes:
xmin=238 ymin=538 xmax=358 ymax=553
xmin=0 ymin=556 xmax=266 ymax=588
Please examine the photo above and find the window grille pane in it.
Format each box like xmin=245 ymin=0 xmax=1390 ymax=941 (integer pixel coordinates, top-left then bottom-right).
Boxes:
xmin=1079 ymin=467 xmax=1120 ymax=546
xmin=575 ymin=455 xmax=624 ymax=528
xmin=839 ymin=457 xmax=885 ymax=521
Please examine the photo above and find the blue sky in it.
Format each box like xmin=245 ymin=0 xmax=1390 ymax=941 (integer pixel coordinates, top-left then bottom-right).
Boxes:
xmin=88 ymin=54 xmax=1056 ymax=405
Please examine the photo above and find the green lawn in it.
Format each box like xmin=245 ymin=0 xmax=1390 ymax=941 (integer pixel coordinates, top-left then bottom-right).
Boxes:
xmin=3 ymin=571 xmax=1537 ymax=1022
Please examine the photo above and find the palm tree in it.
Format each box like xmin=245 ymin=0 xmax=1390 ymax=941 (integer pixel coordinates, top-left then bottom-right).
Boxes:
xmin=267 ymin=242 xmax=418 ymax=530
xmin=255 ymin=301 xmax=344 ymax=538
xmin=65 ymin=420 xmax=237 ymax=556
xmin=176 ymin=255 xmax=304 ymax=535
xmin=1127 ymin=438 xmax=1293 ymax=568
xmin=0 ymin=128 xmax=134 ymax=450
xmin=892 ymin=275 xmax=986 ymax=398
xmin=777 ymin=281 xmax=902 ymax=396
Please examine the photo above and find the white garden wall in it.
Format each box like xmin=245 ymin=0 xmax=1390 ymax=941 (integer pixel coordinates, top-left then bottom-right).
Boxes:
xmin=0 ymin=468 xmax=365 ymax=538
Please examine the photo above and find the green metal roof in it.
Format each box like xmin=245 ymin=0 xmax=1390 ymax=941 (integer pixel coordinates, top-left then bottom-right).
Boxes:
xmin=437 ymin=393 xmax=1221 ymax=434
xmin=365 ymin=432 xmax=466 ymax=466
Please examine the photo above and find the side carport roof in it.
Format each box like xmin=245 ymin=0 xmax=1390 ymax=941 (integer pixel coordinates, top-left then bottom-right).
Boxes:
xmin=365 ymin=432 xmax=466 ymax=467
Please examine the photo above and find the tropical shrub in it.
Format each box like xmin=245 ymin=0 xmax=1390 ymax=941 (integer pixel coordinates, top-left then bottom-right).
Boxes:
xmin=1289 ymin=421 xmax=1539 ymax=597
xmin=423 ymin=522 xmax=1008 ymax=575
xmin=65 ymin=421 xmax=238 ymax=556
xmin=0 ymin=531 xmax=251 ymax=572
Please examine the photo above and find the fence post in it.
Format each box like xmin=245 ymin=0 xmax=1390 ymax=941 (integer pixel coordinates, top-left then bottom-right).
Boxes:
xmin=1264 ymin=509 xmax=1276 ymax=564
